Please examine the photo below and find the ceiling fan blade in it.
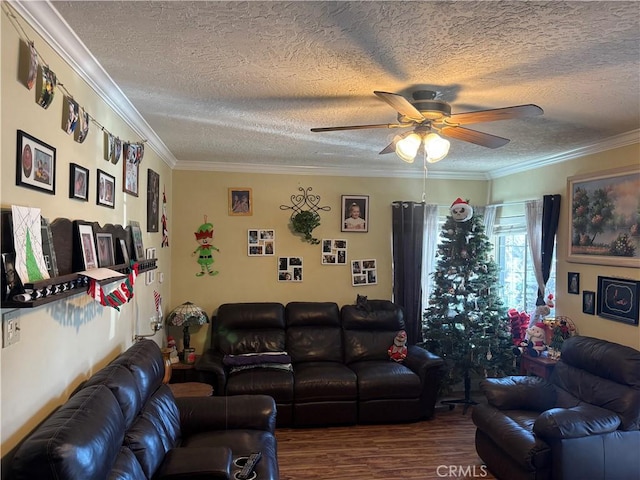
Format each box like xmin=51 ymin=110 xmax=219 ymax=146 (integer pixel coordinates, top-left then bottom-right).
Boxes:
xmin=379 ymin=141 xmax=397 ymax=155
xmin=440 ymin=126 xmax=510 ymax=149
xmin=311 ymin=123 xmax=407 ymax=132
xmin=445 ymin=104 xmax=543 ymax=125
xmin=374 ymin=91 xmax=425 ymax=121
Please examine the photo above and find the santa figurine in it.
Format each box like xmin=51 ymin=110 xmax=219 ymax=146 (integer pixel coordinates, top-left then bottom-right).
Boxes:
xmin=388 ymin=330 xmax=408 ymax=363
xmin=450 ymin=198 xmax=474 ymax=222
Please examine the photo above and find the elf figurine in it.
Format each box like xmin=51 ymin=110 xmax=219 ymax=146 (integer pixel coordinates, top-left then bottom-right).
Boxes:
xmin=192 ymin=217 xmax=219 ymax=276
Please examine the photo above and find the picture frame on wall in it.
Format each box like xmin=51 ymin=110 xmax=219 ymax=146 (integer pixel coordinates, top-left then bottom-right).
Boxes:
xmin=278 ymin=256 xmax=302 ymax=282
xmin=76 ymin=222 xmax=98 ymax=270
xmin=351 ymin=259 xmax=377 ymax=286
xmin=568 ymin=272 xmax=580 ymax=294
xmin=567 ymin=165 xmax=640 ymax=268
xmin=16 ymin=130 xmax=56 ymax=194
xmin=341 ymin=195 xmax=369 ymax=232
xmin=248 ymin=229 xmax=275 ymax=256
xmin=69 ymin=163 xmax=88 ymax=201
xmin=123 ymin=143 xmax=141 ymax=196
xmin=129 ymin=221 xmax=145 ymax=261
xmin=596 ymin=276 xmax=639 ymax=325
xmin=321 ymin=239 xmax=347 ymax=265
xmin=95 ymin=233 xmax=115 ymax=267
xmin=97 ymin=169 xmax=115 ymax=208
xmin=229 ymin=188 xmax=252 ymax=216
xmin=582 ymin=290 xmax=596 ymax=315
xmin=147 ymin=169 xmax=160 ymax=232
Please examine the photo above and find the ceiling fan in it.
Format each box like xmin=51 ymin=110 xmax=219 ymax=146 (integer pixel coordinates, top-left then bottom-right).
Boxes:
xmin=311 ymin=90 xmax=543 ymax=163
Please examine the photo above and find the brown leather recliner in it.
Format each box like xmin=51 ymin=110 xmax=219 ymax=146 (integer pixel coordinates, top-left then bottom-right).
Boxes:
xmin=472 ymin=335 xmax=640 ymax=480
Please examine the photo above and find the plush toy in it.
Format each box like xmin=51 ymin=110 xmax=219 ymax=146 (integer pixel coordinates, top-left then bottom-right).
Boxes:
xmin=388 ymin=330 xmax=408 ymax=363
xmin=526 ymin=322 xmax=547 ymax=357
xmin=450 ymin=198 xmax=474 ymax=222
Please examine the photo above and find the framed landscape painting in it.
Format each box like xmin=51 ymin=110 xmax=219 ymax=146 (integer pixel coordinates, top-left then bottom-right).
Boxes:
xmin=568 ymin=165 xmax=640 ymax=268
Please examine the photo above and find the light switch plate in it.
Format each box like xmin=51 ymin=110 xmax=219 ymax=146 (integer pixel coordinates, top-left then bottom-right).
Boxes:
xmin=2 ymin=310 xmax=21 ymax=347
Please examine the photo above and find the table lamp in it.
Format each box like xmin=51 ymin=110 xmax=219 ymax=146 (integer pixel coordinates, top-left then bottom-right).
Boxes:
xmin=165 ymin=301 xmax=209 ymax=352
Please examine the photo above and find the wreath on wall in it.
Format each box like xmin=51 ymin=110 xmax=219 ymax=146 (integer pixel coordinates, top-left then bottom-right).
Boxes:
xmin=291 ymin=210 xmax=321 ymax=245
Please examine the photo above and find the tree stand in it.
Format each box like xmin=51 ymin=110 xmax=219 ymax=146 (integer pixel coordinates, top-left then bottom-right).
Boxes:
xmin=440 ymin=371 xmax=478 ymax=414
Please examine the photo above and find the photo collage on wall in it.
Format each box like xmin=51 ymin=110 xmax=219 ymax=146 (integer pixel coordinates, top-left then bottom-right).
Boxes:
xmin=248 ymin=229 xmax=275 ymax=256
xmin=321 ymin=239 xmax=347 ymax=265
xmin=351 ymin=259 xmax=377 ymax=286
xmin=278 ymin=256 xmax=303 ymax=282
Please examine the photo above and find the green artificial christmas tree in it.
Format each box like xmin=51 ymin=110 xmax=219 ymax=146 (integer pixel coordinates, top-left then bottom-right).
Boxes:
xmin=422 ymin=198 xmax=516 ymax=411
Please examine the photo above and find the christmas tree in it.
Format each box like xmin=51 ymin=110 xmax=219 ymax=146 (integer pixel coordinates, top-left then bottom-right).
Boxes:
xmin=422 ymin=199 xmax=516 ymax=410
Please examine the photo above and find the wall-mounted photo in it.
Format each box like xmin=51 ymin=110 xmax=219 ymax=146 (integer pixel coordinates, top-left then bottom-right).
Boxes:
xmin=123 ymin=143 xmax=142 ymax=196
xmin=341 ymin=195 xmax=369 ymax=232
xmin=596 ymin=276 xmax=639 ymax=325
xmin=568 ymin=165 xmax=640 ymax=268
xmin=16 ymin=130 xmax=56 ymax=195
xmin=568 ymin=272 xmax=580 ymax=294
xmin=321 ymin=239 xmax=347 ymax=265
xmin=278 ymin=256 xmax=302 ymax=282
xmin=229 ymin=188 xmax=252 ymax=216
xmin=97 ymin=169 xmax=115 ymax=208
xmin=351 ymin=258 xmax=377 ymax=286
xmin=69 ymin=163 xmax=88 ymax=201
xmin=582 ymin=290 xmax=595 ymax=315
xmin=248 ymin=229 xmax=275 ymax=256
xmin=147 ymin=169 xmax=160 ymax=232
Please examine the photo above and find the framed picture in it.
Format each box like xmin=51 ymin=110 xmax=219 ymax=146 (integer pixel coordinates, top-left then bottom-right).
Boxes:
xmin=95 ymin=233 xmax=115 ymax=267
xmin=123 ymin=143 xmax=141 ymax=196
xmin=341 ymin=195 xmax=369 ymax=232
xmin=568 ymin=272 xmax=580 ymax=294
xmin=129 ymin=221 xmax=145 ymax=261
xmin=147 ymin=169 xmax=160 ymax=232
xmin=69 ymin=163 xmax=89 ymax=200
xmin=248 ymin=229 xmax=275 ymax=256
xmin=40 ymin=217 xmax=59 ymax=277
xmin=351 ymin=259 xmax=377 ymax=286
xmin=278 ymin=256 xmax=302 ymax=282
xmin=597 ymin=276 xmax=639 ymax=325
xmin=229 ymin=188 xmax=252 ymax=216
xmin=118 ymin=238 xmax=130 ymax=265
xmin=97 ymin=169 xmax=115 ymax=208
xmin=582 ymin=290 xmax=596 ymax=315
xmin=16 ymin=130 xmax=56 ymax=194
xmin=568 ymin=165 xmax=640 ymax=268
xmin=321 ymin=239 xmax=348 ymax=265
xmin=76 ymin=222 xmax=98 ymax=270
xmin=145 ymin=247 xmax=156 ymax=285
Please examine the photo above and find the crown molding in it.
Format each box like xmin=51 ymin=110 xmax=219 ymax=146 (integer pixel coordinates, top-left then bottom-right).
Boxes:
xmin=10 ymin=0 xmax=177 ymax=168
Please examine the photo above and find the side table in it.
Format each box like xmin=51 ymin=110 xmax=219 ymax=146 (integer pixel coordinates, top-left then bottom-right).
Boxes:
xmin=168 ymin=382 xmax=213 ymax=398
xmin=170 ymin=357 xmax=200 ymax=384
xmin=520 ymin=353 xmax=558 ymax=380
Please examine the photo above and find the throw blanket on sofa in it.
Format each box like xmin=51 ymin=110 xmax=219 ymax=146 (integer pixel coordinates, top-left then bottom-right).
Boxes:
xmin=223 ymin=352 xmax=293 ymax=373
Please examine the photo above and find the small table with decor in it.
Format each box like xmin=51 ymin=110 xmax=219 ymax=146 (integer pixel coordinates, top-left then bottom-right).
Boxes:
xmin=520 ymin=351 xmax=558 ymax=380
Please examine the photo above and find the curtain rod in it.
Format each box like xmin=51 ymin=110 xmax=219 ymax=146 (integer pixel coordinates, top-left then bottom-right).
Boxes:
xmin=487 ymin=201 xmax=530 ymax=208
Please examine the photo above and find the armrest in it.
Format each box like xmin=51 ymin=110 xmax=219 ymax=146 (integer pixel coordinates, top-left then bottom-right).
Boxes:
xmin=176 ymin=394 xmax=277 ymax=436
xmin=195 ymin=350 xmax=227 ymax=393
xmin=480 ymin=376 xmax=557 ymax=411
xmin=156 ymin=447 xmax=231 ymax=480
xmin=404 ymin=345 xmax=445 ymax=380
xmin=533 ymin=404 xmax=621 ymax=439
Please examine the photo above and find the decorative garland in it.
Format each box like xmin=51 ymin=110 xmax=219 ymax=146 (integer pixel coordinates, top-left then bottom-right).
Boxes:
xmin=87 ymin=263 xmax=139 ymax=310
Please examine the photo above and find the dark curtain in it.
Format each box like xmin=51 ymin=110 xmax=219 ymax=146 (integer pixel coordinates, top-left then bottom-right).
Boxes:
xmin=391 ymin=201 xmax=426 ymax=345
xmin=537 ymin=194 xmax=561 ymax=305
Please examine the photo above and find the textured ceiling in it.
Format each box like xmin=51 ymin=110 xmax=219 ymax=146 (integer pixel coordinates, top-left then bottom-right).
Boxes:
xmin=19 ymin=1 xmax=640 ymax=178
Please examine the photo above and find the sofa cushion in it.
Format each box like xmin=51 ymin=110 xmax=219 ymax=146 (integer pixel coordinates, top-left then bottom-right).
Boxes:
xmin=216 ymin=303 xmax=286 ymax=354
xmin=286 ymin=302 xmax=343 ymax=363
xmin=111 ymin=339 xmax=164 ymax=404
xmin=349 ymin=361 xmax=421 ymax=400
xmin=226 ymin=368 xmax=294 ymax=402
xmin=293 ymin=362 xmax=357 ymax=402
xmin=108 ymin=447 xmax=147 ymax=480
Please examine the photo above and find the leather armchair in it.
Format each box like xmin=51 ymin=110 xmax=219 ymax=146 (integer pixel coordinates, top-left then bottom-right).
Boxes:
xmin=472 ymin=336 xmax=640 ymax=480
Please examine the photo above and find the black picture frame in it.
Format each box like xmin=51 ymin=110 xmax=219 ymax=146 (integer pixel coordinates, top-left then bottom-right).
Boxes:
xmin=130 ymin=220 xmax=145 ymax=261
xmin=596 ymin=276 xmax=639 ymax=325
xmin=69 ymin=163 xmax=89 ymax=201
xmin=95 ymin=233 xmax=115 ymax=267
xmin=16 ymin=130 xmax=56 ymax=194
xmin=40 ymin=217 xmax=59 ymax=277
xmin=582 ymin=290 xmax=596 ymax=315
xmin=75 ymin=221 xmax=98 ymax=271
xmin=118 ymin=238 xmax=130 ymax=265
xmin=147 ymin=169 xmax=160 ymax=232
xmin=568 ymin=272 xmax=580 ymax=294
xmin=97 ymin=170 xmax=115 ymax=208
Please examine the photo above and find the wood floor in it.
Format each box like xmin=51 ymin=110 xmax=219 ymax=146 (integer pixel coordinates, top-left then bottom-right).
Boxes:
xmin=276 ymin=403 xmax=496 ymax=480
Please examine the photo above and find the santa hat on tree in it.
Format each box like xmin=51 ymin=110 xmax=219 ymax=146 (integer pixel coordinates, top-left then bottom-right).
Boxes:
xmin=451 ymin=197 xmax=468 ymax=208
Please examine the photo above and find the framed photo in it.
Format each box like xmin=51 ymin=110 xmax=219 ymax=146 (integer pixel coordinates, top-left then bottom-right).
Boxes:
xmin=341 ymin=195 xmax=369 ymax=232
xmin=229 ymin=188 xmax=252 ymax=216
xmin=568 ymin=165 xmax=640 ymax=268
xmin=129 ymin=221 xmax=145 ymax=261
xmin=123 ymin=143 xmax=141 ymax=196
xmin=582 ymin=290 xmax=596 ymax=315
xmin=568 ymin=272 xmax=580 ymax=294
xmin=97 ymin=169 xmax=115 ymax=208
xmin=278 ymin=256 xmax=302 ymax=282
xmin=118 ymin=238 xmax=130 ymax=265
xmin=248 ymin=229 xmax=275 ymax=256
xmin=69 ymin=163 xmax=89 ymax=200
xmin=147 ymin=169 xmax=160 ymax=232
xmin=41 ymin=217 xmax=58 ymax=277
xmin=95 ymin=233 xmax=115 ymax=268
xmin=16 ymin=130 xmax=56 ymax=194
xmin=76 ymin=222 xmax=98 ymax=270
xmin=321 ymin=239 xmax=348 ymax=265
xmin=351 ymin=259 xmax=377 ymax=286
xmin=597 ymin=276 xmax=639 ymax=325
xmin=145 ymin=247 xmax=156 ymax=285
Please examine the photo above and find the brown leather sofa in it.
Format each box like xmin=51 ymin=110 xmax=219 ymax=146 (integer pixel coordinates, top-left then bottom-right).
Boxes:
xmin=472 ymin=335 xmax=640 ymax=480
xmin=10 ymin=340 xmax=279 ymax=480
xmin=196 ymin=300 xmax=445 ymax=427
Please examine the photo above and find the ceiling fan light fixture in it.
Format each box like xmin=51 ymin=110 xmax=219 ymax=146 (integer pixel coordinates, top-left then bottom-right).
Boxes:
xmin=395 ymin=132 xmax=422 ymax=163
xmin=424 ymin=133 xmax=450 ymax=163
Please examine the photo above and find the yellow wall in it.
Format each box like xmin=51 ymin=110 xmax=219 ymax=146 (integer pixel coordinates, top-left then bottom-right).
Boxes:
xmin=490 ymin=144 xmax=640 ymax=349
xmin=0 ymin=11 xmax=172 ymax=459
xmin=169 ymin=171 xmax=487 ymax=352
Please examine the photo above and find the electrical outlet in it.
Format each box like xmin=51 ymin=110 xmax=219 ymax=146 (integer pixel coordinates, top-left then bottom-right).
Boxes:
xmin=2 ymin=310 xmax=21 ymax=347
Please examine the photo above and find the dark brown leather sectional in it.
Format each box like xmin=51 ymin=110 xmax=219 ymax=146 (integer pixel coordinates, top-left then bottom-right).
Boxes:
xmin=196 ymin=300 xmax=445 ymax=427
